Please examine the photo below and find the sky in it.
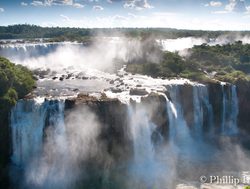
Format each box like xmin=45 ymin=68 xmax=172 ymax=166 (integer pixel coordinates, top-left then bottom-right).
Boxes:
xmin=0 ymin=0 xmax=250 ymax=30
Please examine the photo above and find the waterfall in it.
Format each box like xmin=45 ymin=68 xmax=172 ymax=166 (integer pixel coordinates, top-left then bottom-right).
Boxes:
xmin=221 ymin=85 xmax=239 ymax=135
xmin=127 ymin=104 xmax=155 ymax=164
xmin=230 ymin=85 xmax=239 ymax=134
xmin=166 ymin=99 xmax=177 ymax=141
xmin=193 ymin=85 xmax=213 ymax=138
xmin=193 ymin=86 xmax=204 ymax=138
xmin=9 ymin=83 xmax=241 ymax=188
xmin=166 ymin=84 xmax=237 ymax=140
xmin=11 ymin=99 xmax=47 ymax=167
xmin=166 ymin=85 xmax=191 ymax=145
xmin=0 ymin=43 xmax=58 ymax=61
xmin=24 ymin=100 xmax=69 ymax=187
xmin=165 ymin=84 xmax=217 ymax=163
xmin=221 ymin=85 xmax=227 ymax=134
xmin=44 ymin=100 xmax=67 ymax=155
xmin=10 ymin=99 xmax=66 ymax=168
xmin=0 ymin=43 xmax=86 ymax=64
xmin=127 ymin=104 xmax=162 ymax=187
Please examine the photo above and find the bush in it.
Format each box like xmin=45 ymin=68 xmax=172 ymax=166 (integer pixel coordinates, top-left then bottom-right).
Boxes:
xmin=0 ymin=56 xmax=35 ymax=102
xmin=216 ymin=70 xmax=249 ymax=83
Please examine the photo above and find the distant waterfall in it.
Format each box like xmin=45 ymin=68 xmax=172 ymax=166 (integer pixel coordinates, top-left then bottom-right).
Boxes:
xmin=221 ymin=85 xmax=239 ymax=135
xmin=0 ymin=44 xmax=58 ymax=61
xmin=0 ymin=43 xmax=85 ymax=62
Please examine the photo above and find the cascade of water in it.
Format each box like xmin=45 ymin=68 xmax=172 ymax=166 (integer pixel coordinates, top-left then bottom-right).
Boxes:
xmin=166 ymin=99 xmax=177 ymax=142
xmin=193 ymin=85 xmax=214 ymax=138
xmin=193 ymin=86 xmax=204 ymax=138
xmin=127 ymin=103 xmax=163 ymax=188
xmin=166 ymin=85 xmax=191 ymax=145
xmin=221 ymin=84 xmax=227 ymax=134
xmin=230 ymin=85 xmax=239 ymax=134
xmin=0 ymin=43 xmax=60 ymax=61
xmin=127 ymin=105 xmax=155 ymax=163
xmin=44 ymin=100 xmax=67 ymax=155
xmin=221 ymin=85 xmax=239 ymax=135
xmin=10 ymin=100 xmax=47 ymax=167
xmin=10 ymin=99 xmax=66 ymax=168
xmin=165 ymin=84 xmax=218 ymax=164
xmin=200 ymin=86 xmax=214 ymax=133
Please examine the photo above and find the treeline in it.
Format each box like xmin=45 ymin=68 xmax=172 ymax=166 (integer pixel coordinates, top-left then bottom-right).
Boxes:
xmin=0 ymin=24 xmax=250 ymax=40
xmin=126 ymin=40 xmax=250 ymax=83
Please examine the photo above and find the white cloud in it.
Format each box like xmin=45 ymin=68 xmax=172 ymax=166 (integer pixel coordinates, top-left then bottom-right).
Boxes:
xmin=50 ymin=0 xmax=73 ymax=5
xmin=93 ymin=5 xmax=104 ymax=10
xmin=210 ymin=1 xmax=222 ymax=7
xmin=225 ymin=0 xmax=247 ymax=13
xmin=225 ymin=0 xmax=236 ymax=11
xmin=73 ymin=3 xmax=84 ymax=8
xmin=246 ymin=6 xmax=250 ymax=14
xmin=53 ymin=12 xmax=250 ymax=30
xmin=106 ymin=0 xmax=121 ymax=3
xmin=31 ymin=1 xmax=45 ymax=6
xmin=211 ymin=0 xmax=247 ymax=14
xmin=124 ymin=0 xmax=153 ymax=11
xmin=0 ymin=7 xmax=4 ymax=12
xmin=21 ymin=2 xmax=28 ymax=6
xmin=30 ymin=0 xmax=85 ymax=8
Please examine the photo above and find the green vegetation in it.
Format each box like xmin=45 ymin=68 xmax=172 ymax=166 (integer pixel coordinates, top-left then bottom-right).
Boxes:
xmin=127 ymin=41 xmax=250 ymax=83
xmin=1 ymin=24 xmax=250 ymax=41
xmin=0 ymin=57 xmax=35 ymax=112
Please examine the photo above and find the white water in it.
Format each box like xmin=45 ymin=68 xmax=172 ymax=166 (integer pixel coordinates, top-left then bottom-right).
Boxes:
xmin=165 ymin=85 xmax=194 ymax=158
xmin=11 ymin=99 xmax=47 ymax=166
xmin=10 ymin=99 xmax=70 ymax=187
xmin=127 ymin=104 xmax=155 ymax=184
xmin=127 ymin=105 xmax=155 ymax=163
xmin=221 ymin=85 xmax=239 ymax=135
xmin=193 ymin=85 xmax=213 ymax=138
xmin=25 ymin=100 xmax=69 ymax=187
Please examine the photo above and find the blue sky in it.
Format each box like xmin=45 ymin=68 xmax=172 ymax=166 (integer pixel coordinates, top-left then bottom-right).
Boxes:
xmin=0 ymin=0 xmax=249 ymax=30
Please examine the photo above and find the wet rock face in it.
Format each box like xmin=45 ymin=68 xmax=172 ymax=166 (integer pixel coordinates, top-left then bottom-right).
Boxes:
xmin=208 ymin=83 xmax=223 ymax=129
xmin=179 ymin=84 xmax=194 ymax=128
xmin=65 ymin=93 xmax=170 ymax=160
xmin=0 ymin=106 xmax=10 ymax=188
xmin=65 ymin=96 xmax=133 ymax=162
xmin=129 ymin=88 xmax=148 ymax=96
xmin=236 ymin=80 xmax=250 ymax=133
xmin=141 ymin=94 xmax=169 ymax=140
